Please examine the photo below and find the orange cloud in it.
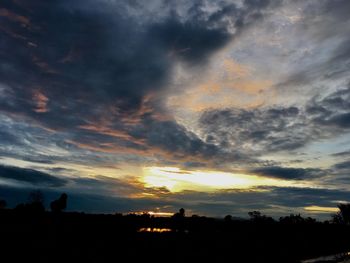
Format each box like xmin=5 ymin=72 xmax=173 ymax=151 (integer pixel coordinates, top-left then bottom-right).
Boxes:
xmin=167 ymin=58 xmax=274 ymax=113
xmin=223 ymin=59 xmax=251 ymax=78
xmin=32 ymin=90 xmax=49 ymax=113
xmin=78 ymin=124 xmax=147 ymax=147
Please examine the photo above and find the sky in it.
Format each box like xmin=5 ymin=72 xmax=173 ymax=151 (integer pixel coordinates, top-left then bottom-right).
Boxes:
xmin=0 ymin=0 xmax=350 ymax=219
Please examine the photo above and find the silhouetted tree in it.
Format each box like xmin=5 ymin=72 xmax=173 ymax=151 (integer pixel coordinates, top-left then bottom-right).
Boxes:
xmin=332 ymin=203 xmax=350 ymax=224
xmin=279 ymin=214 xmax=305 ymax=224
xmin=28 ymin=190 xmax=45 ymax=205
xmin=248 ymin=211 xmax=274 ymax=223
xmin=224 ymin=215 xmax=232 ymax=222
xmin=305 ymin=216 xmax=317 ymax=224
xmin=14 ymin=190 xmax=45 ymax=213
xmin=27 ymin=190 xmax=45 ymax=212
xmin=0 ymin=199 xmax=6 ymax=209
xmin=141 ymin=212 xmax=151 ymax=219
xmin=172 ymin=208 xmax=186 ymax=232
xmin=248 ymin=211 xmax=262 ymax=220
xmin=172 ymin=208 xmax=185 ymax=219
xmin=50 ymin=193 xmax=68 ymax=213
xmin=332 ymin=213 xmax=343 ymax=224
xmin=179 ymin=208 xmax=185 ymax=217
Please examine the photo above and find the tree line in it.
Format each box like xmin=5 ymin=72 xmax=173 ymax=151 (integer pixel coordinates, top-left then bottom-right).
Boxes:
xmin=1 ymin=190 xmax=350 ymax=225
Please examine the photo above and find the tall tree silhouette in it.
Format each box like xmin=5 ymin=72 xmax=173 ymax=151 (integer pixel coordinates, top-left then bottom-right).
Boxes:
xmin=333 ymin=203 xmax=350 ymax=224
xmin=50 ymin=193 xmax=68 ymax=213
xmin=172 ymin=208 xmax=186 ymax=232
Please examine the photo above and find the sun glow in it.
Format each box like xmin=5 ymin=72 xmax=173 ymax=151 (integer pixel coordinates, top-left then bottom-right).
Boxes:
xmin=143 ymin=167 xmax=302 ymax=192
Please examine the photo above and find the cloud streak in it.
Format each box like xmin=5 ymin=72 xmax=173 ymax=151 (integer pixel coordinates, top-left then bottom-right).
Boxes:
xmin=0 ymin=165 xmax=68 ymax=187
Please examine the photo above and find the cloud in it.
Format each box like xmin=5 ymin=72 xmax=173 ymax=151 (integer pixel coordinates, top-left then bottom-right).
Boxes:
xmin=274 ymin=0 xmax=350 ymax=90
xmin=331 ymin=150 xmax=350 ymax=157
xmin=199 ymin=85 xmax=350 ymax=155
xmin=199 ymin=105 xmax=308 ymax=153
xmin=0 ymin=0 xmax=277 ymax=166
xmin=332 ymin=160 xmax=350 ymax=171
xmin=0 ymin=165 xmax=68 ymax=187
xmin=251 ymin=166 xmax=326 ymax=180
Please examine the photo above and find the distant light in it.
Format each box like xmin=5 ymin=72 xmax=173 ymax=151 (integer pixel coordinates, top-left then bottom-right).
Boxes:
xmin=138 ymin=228 xmax=172 ymax=233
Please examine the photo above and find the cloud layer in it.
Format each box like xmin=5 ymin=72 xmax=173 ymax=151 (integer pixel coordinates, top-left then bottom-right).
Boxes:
xmin=0 ymin=0 xmax=350 ymax=217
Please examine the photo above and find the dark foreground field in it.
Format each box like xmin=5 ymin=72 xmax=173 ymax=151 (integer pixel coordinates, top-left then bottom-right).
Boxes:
xmin=1 ymin=210 xmax=350 ymax=263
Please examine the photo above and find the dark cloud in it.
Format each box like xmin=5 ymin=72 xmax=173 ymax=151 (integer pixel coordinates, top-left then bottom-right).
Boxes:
xmin=199 ymin=106 xmax=308 ymax=153
xmin=251 ymin=166 xmax=326 ymax=180
xmin=332 ymin=160 xmax=350 ymax=171
xmin=70 ymin=176 xmax=144 ymax=197
xmin=321 ymin=112 xmax=350 ymax=128
xmin=143 ymin=120 xmax=220 ymax=158
xmin=0 ymin=130 xmax=20 ymax=145
xmin=0 ymin=165 xmax=68 ymax=187
xmin=321 ymin=0 xmax=350 ymax=22
xmin=331 ymin=150 xmax=350 ymax=157
xmin=199 ymin=85 xmax=350 ymax=155
xmin=149 ymin=18 xmax=230 ymax=64
xmin=0 ymin=0 xmax=276 ymax=164
xmin=308 ymin=87 xmax=350 ymax=130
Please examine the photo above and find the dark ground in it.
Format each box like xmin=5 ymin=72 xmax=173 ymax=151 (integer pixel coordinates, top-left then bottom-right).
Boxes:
xmin=1 ymin=209 xmax=350 ymax=263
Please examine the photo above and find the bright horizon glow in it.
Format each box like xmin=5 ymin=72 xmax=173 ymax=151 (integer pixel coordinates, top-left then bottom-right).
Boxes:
xmin=142 ymin=166 xmax=309 ymax=192
xmin=304 ymin=206 xmax=339 ymax=213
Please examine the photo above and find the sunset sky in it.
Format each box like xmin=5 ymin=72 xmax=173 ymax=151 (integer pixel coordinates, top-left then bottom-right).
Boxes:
xmin=1 ymin=0 xmax=350 ymax=219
